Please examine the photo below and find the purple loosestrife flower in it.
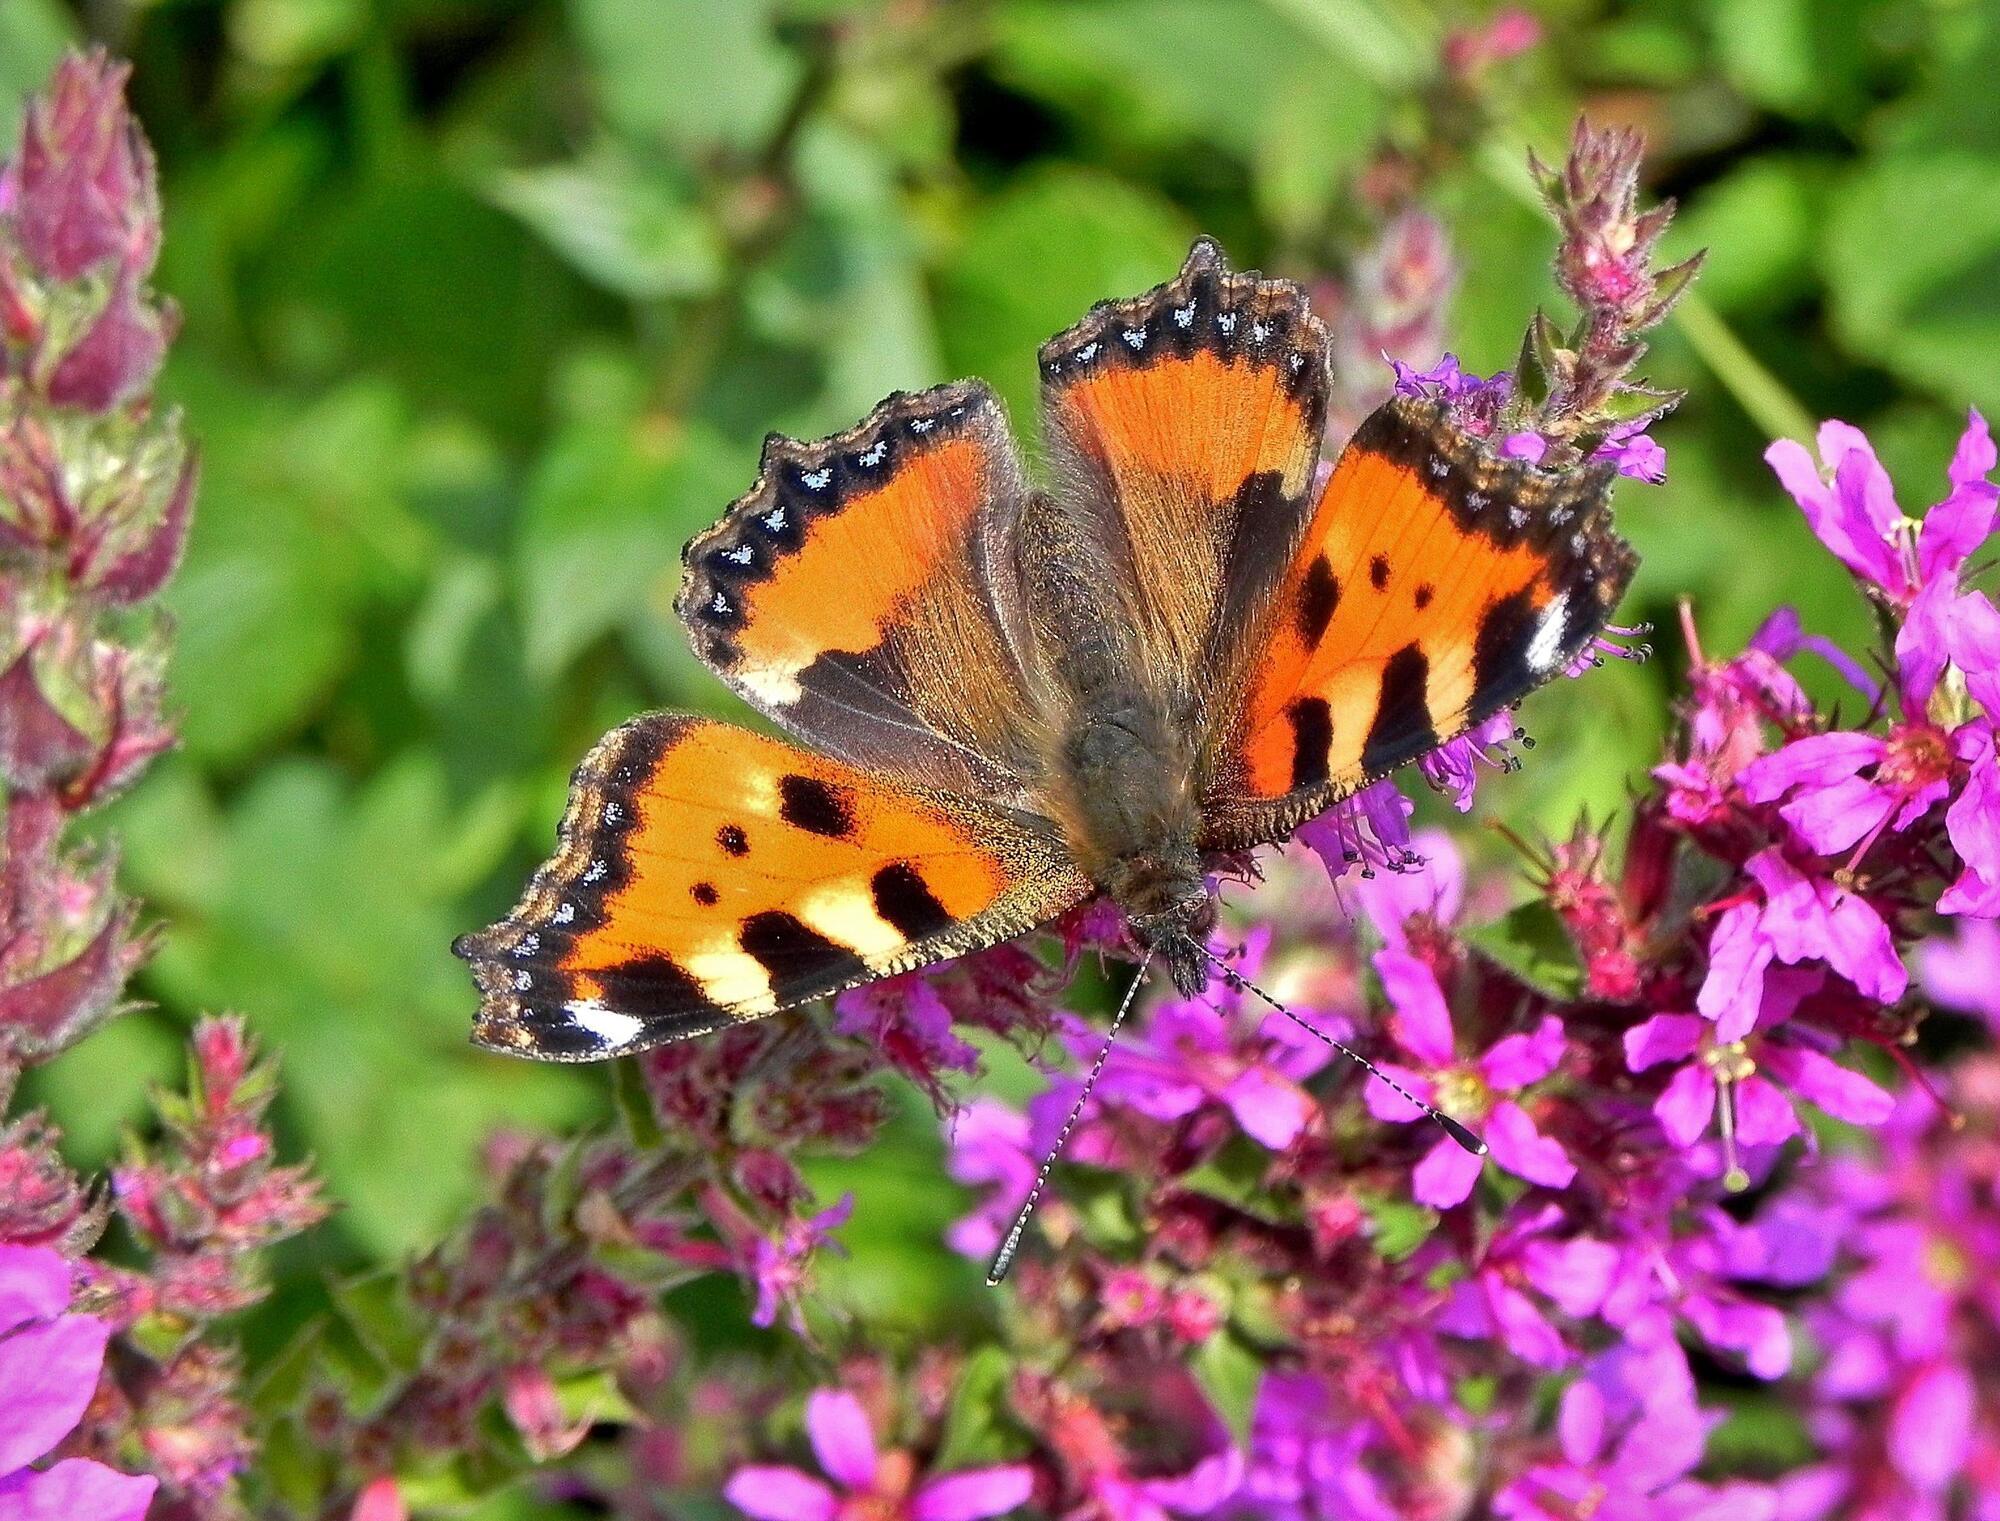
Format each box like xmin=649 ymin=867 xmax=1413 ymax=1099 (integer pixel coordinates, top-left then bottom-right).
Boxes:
xmin=1625 ymin=1003 xmax=1893 ymax=1188
xmin=1695 ymin=848 xmax=1905 ymax=1043
xmin=725 ymin=1388 xmax=1034 ymax=1521
xmin=1084 ymin=931 xmax=1333 ymax=1152
xmin=1920 ymin=918 xmax=2000 ymax=1035
xmin=1431 ymin=1202 xmax=1617 ymax=1368
xmin=1494 ymin=1331 xmax=1771 ymax=1521
xmin=1368 ymin=949 xmax=1573 ymax=1205
xmin=0 ymin=1244 xmax=155 ymax=1521
xmin=833 ymin=974 xmax=980 ymax=1108
xmin=1023 ymin=1369 xmax=1241 ymax=1521
xmin=941 ymin=1099 xmax=1035 ymax=1261
xmin=1228 ymin=1372 xmax=1398 ymax=1521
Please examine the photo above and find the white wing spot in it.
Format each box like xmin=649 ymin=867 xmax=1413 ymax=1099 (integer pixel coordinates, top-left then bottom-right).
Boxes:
xmin=1527 ymin=593 xmax=1571 ymax=673
xmin=512 ymin=932 xmax=540 ymax=958
xmin=858 ymin=442 xmax=888 ymax=467
xmin=1288 ymin=352 xmax=1305 ymax=371
xmin=512 ymin=968 xmax=533 ymax=992
xmin=583 ymin=859 xmax=607 ymax=883
xmin=1251 ymin=320 xmax=1270 ymax=343
xmin=725 ymin=544 xmax=753 ymax=565
xmin=552 ymin=902 xmax=576 ymax=925
xmin=604 ymin=801 xmax=624 ymax=825
xmin=1174 ymin=303 xmax=1195 ymax=328
xmin=910 ymin=416 xmax=934 ymax=433
xmin=565 ymin=999 xmax=647 ymax=1050
xmin=1217 ymin=312 xmax=1237 ymax=335
xmin=709 ymin=591 xmax=731 ymax=615
xmin=1077 ymin=340 xmax=1100 ymax=363
xmin=1122 ymin=327 xmax=1146 ymax=349
xmin=1465 ymin=490 xmax=1488 ymax=511
xmin=1428 ymin=456 xmax=1450 ymax=478
xmin=763 ymin=506 xmax=788 ymax=532
xmin=800 ymin=469 xmax=831 ymax=492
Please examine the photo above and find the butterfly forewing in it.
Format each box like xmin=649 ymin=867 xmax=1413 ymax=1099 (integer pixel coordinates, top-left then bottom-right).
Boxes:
xmin=677 ymin=381 xmax=1040 ymax=805
xmin=1200 ymin=395 xmax=1636 ymax=847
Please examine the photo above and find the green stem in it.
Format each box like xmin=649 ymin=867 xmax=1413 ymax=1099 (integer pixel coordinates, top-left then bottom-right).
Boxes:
xmin=1670 ymin=290 xmax=1819 ymax=445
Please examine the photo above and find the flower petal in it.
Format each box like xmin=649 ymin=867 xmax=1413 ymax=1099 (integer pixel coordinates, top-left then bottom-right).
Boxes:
xmin=1557 ymin=1379 xmax=1605 ymax=1465
xmin=1221 ymin=1066 xmax=1312 ymax=1151
xmin=1624 ymin=1013 xmax=1704 ymax=1073
xmin=1737 ymin=731 xmax=1883 ymax=803
xmin=1888 ymin=1363 xmax=1973 ymax=1492
xmin=1916 ymin=408 xmax=1998 ymax=581
xmin=0 ymin=1313 xmax=109 ymax=1474
xmin=1654 ymin=1063 xmax=1717 ymax=1148
xmin=805 ymin=1389 xmax=878 ymax=1491
xmin=0 ymin=1458 xmax=157 ymax=1521
xmin=1777 ymin=774 xmax=1897 ymax=857
xmin=1732 ymin=1075 xmax=1801 ymax=1148
xmin=723 ymin=1467 xmax=840 ymax=1521
xmin=1363 ymin=1061 xmax=1437 ymax=1124
xmin=1484 ymin=1101 xmax=1575 ymax=1190
xmin=1760 ymin=1047 xmax=1895 ymax=1127
xmin=1479 ymin=1015 xmax=1566 ymax=1091
xmin=1412 ymin=1134 xmax=1483 ymax=1208
xmin=1697 ymin=903 xmax=1772 ymax=1044
xmin=1521 ymin=1237 xmax=1618 ymax=1318
xmin=1372 ymin=949 xmax=1455 ymax=1067
xmin=0 ymin=1245 xmax=70 ymax=1339
xmin=912 ymin=1465 xmax=1037 ymax=1521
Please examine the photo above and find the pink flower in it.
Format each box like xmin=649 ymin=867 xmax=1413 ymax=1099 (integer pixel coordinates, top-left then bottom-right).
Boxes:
xmin=0 ymin=1244 xmax=156 ymax=1521
xmin=724 ymin=1389 xmax=1033 ymax=1521
xmin=1625 ymin=1009 xmax=1893 ymax=1187
xmin=1919 ymin=918 xmax=2000 ymax=1034
xmin=1087 ymin=932 xmax=1333 ymax=1152
xmin=941 ymin=1099 xmax=1035 ymax=1261
xmin=1368 ymin=950 xmax=1573 ymax=1205
xmin=1694 ymin=849 xmax=1905 ymax=1043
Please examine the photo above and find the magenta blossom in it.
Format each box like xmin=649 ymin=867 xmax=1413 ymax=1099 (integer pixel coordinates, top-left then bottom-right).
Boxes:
xmin=725 ymin=1388 xmax=1033 ymax=1521
xmin=1695 ymin=848 xmax=1905 ymax=1043
xmin=1432 ymin=1202 xmax=1618 ymax=1368
xmin=0 ymin=1244 xmax=156 ymax=1521
xmin=1368 ymin=950 xmax=1573 ymax=1205
xmin=1294 ymin=780 xmax=1420 ymax=882
xmin=942 ymin=1099 xmax=1035 ymax=1261
xmin=1920 ymin=918 xmax=2000 ymax=1035
xmin=1624 ymin=1005 xmax=1893 ymax=1187
xmin=748 ymin=1192 xmax=848 ymax=1328
xmin=1084 ymin=932 xmax=1334 ymax=1151
xmin=1229 ymin=1372 xmax=1397 ymax=1521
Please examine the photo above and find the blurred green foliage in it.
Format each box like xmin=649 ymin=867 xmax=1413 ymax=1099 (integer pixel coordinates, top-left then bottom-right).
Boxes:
xmin=16 ymin=0 xmax=2000 ymax=1345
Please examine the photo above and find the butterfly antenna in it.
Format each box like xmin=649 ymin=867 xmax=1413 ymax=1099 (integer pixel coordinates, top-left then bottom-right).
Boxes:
xmin=1191 ymin=940 xmax=1486 ymax=1157
xmin=986 ymin=946 xmax=1156 ymax=1287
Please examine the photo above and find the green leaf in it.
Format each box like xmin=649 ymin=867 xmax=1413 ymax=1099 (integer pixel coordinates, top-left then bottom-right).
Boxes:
xmin=1355 ymin=1189 xmax=1436 ymax=1261
xmin=1191 ymin=1328 xmax=1264 ymax=1447
xmin=331 ymin=1269 xmax=427 ymax=1375
xmin=1181 ymin=1135 xmax=1298 ymax=1224
xmin=933 ymin=1346 xmax=1018 ymax=1470
xmin=1466 ymin=900 xmax=1585 ymax=1001
xmin=937 ymin=167 xmax=1194 ymax=434
xmin=574 ymin=0 xmax=800 ymax=152
xmin=489 ymin=151 xmax=724 ymax=302
xmin=515 ymin=387 xmax=746 ymax=681
xmin=1825 ymin=153 xmax=2000 ymax=415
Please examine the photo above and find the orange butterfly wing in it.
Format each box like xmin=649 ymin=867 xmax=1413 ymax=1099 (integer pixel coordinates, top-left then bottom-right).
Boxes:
xmin=1037 ymin=239 xmax=1330 ymax=709
xmin=455 ymin=715 xmax=1090 ymax=1060
xmin=677 ymin=382 xmax=1039 ymax=804
xmin=1201 ymin=395 xmax=1637 ymax=846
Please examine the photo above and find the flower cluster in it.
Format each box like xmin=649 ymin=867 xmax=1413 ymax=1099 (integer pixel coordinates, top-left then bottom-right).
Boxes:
xmin=864 ymin=386 xmax=1997 ymax=1517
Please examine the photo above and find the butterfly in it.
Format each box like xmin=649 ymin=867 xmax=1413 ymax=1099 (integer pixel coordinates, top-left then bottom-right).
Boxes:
xmin=455 ymin=239 xmax=1635 ymax=1064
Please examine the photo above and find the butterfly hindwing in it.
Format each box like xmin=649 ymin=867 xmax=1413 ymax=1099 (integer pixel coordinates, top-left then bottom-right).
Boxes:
xmin=1037 ymin=239 xmax=1331 ymax=713
xmin=677 ymin=382 xmax=1040 ymax=804
xmin=455 ymin=715 xmax=1091 ymax=1061
xmin=1201 ymin=395 xmax=1637 ymax=846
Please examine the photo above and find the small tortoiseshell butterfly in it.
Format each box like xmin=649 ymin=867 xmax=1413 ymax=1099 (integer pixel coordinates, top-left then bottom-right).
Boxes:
xmin=456 ymin=240 xmax=1634 ymax=1063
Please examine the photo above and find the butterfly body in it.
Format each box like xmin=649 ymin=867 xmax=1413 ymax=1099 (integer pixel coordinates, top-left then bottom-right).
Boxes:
xmin=457 ymin=240 xmax=1635 ymax=1061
